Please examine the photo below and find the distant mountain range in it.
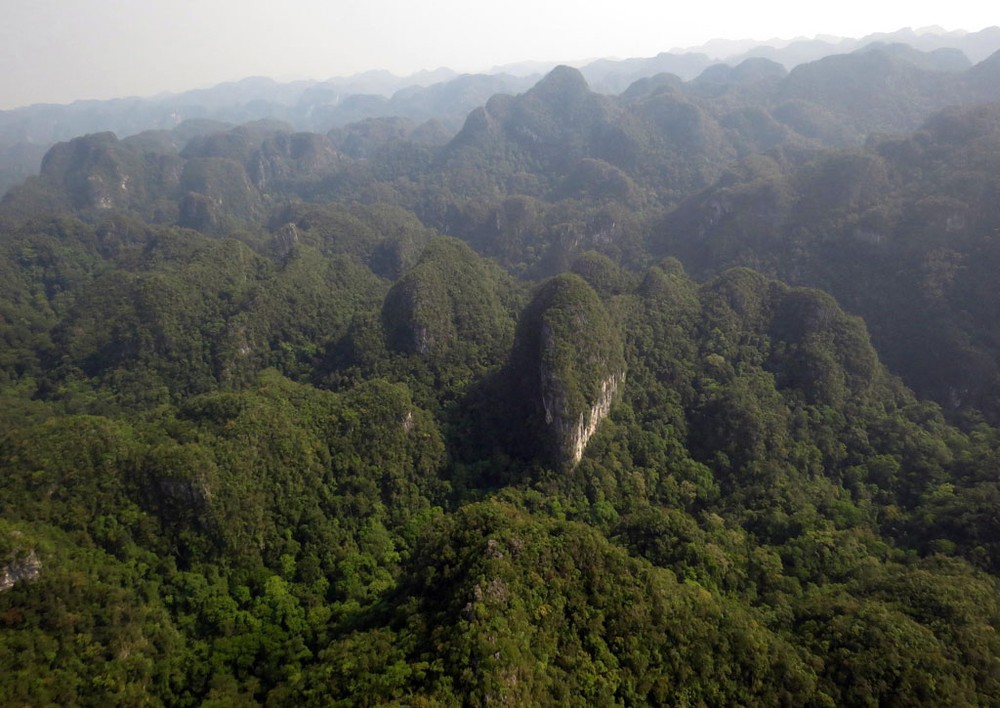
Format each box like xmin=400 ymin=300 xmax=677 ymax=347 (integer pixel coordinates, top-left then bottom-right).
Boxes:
xmin=0 ymin=25 xmax=998 ymax=197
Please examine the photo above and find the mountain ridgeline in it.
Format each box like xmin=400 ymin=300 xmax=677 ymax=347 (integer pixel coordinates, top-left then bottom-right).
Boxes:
xmin=3 ymin=38 xmax=1000 ymax=705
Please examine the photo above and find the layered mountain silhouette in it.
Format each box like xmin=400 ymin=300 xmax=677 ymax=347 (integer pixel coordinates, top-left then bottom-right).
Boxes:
xmin=2 ymin=25 xmax=998 ymax=195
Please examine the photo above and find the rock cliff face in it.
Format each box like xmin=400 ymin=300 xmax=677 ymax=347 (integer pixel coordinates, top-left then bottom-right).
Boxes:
xmin=38 ymin=132 xmax=183 ymax=212
xmin=0 ymin=549 xmax=41 ymax=592
xmin=510 ymin=273 xmax=625 ymax=468
xmin=541 ymin=362 xmax=625 ymax=467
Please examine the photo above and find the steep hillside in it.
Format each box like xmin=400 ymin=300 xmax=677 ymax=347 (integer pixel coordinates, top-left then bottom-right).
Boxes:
xmin=4 ymin=226 xmax=1000 ymax=703
xmin=657 ymin=103 xmax=1000 ymax=420
xmin=3 ymin=35 xmax=1000 ymax=706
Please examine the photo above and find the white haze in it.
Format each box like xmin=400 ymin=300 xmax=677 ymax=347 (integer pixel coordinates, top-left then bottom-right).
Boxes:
xmin=0 ymin=0 xmax=996 ymax=110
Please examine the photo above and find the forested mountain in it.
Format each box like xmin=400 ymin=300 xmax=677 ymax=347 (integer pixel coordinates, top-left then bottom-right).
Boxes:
xmin=2 ymin=25 xmax=998 ymax=197
xmin=3 ymin=36 xmax=1000 ymax=705
xmin=658 ymin=103 xmax=1000 ymax=421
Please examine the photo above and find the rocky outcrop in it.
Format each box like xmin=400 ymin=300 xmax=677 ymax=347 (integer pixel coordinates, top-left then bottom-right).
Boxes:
xmin=38 ymin=131 xmax=183 ymax=213
xmin=509 ymin=273 xmax=626 ymax=469
xmin=0 ymin=549 xmax=41 ymax=592
xmin=271 ymin=222 xmax=301 ymax=259
xmin=248 ymin=131 xmax=338 ymax=191
xmin=542 ymin=365 xmax=625 ymax=467
xmin=177 ymin=157 xmax=262 ymax=232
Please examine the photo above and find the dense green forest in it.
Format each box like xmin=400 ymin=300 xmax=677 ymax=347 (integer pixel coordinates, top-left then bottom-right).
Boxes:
xmin=3 ymin=43 xmax=1000 ymax=705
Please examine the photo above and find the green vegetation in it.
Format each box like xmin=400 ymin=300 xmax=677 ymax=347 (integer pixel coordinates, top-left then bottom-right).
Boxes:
xmin=3 ymin=52 xmax=1000 ymax=704
xmin=504 ymin=273 xmax=625 ymax=468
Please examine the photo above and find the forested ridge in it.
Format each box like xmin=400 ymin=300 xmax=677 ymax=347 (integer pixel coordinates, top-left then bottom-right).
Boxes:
xmin=2 ymin=42 xmax=1000 ymax=705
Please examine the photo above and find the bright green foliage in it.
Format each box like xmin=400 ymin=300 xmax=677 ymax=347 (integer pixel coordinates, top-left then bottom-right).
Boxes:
xmin=0 ymin=521 xmax=185 ymax=706
xmin=570 ymin=249 xmax=637 ymax=299
xmin=4 ymin=63 xmax=1000 ymax=705
xmin=0 ymin=214 xmax=389 ymax=404
xmin=0 ymin=371 xmax=449 ymax=704
xmin=382 ymin=236 xmax=516 ymax=363
xmin=298 ymin=501 xmax=823 ymax=705
xmin=503 ymin=273 xmax=625 ymax=468
xmin=3 ymin=213 xmax=1000 ymax=705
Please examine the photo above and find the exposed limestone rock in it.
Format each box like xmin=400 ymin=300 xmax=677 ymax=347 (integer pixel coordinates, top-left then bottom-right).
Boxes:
xmin=509 ymin=273 xmax=626 ymax=469
xmin=0 ymin=549 xmax=41 ymax=593
xmin=271 ymin=222 xmax=301 ymax=259
xmin=542 ymin=367 xmax=625 ymax=467
xmin=248 ymin=132 xmax=338 ymax=191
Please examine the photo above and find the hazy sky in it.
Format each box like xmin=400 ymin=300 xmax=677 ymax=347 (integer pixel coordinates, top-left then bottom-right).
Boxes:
xmin=1 ymin=0 xmax=996 ymax=110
